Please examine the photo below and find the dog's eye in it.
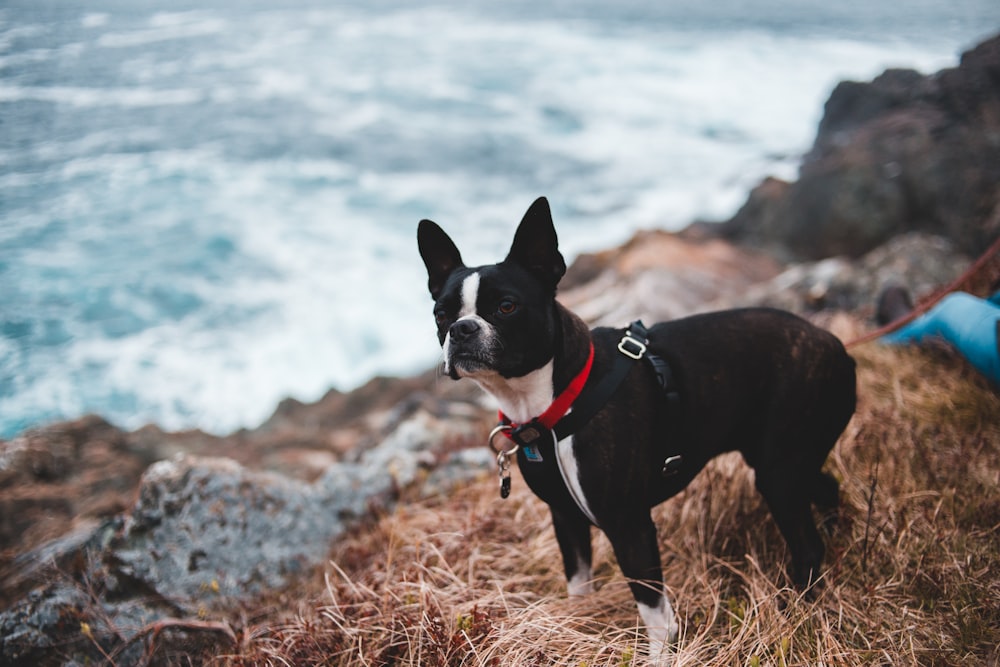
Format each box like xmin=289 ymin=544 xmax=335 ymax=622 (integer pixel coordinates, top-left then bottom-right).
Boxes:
xmin=434 ymin=310 xmax=448 ymax=327
xmin=497 ymin=299 xmax=517 ymax=316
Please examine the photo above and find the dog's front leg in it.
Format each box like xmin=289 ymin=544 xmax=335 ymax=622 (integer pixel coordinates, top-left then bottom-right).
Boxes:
xmin=551 ymin=506 xmax=593 ymax=596
xmin=605 ymin=514 xmax=678 ymax=664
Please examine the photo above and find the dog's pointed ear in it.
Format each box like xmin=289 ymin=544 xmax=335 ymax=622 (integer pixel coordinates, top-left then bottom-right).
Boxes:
xmin=418 ymin=219 xmax=465 ymax=300
xmin=505 ymin=196 xmax=566 ymax=290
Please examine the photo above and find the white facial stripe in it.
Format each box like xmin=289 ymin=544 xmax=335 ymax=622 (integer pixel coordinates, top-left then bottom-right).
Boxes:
xmin=459 ymin=271 xmax=481 ymax=318
xmin=443 ymin=270 xmax=495 ymax=379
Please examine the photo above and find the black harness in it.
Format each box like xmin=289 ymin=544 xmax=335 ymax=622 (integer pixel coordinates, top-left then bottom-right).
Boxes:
xmin=494 ymin=321 xmax=684 ymax=500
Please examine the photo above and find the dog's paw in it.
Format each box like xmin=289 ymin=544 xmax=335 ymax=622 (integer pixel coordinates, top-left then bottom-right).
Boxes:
xmin=646 ymin=636 xmax=677 ymax=666
xmin=567 ymin=571 xmax=594 ymax=597
xmin=641 ymin=600 xmax=679 ymax=665
xmin=667 ymin=618 xmax=679 ymax=644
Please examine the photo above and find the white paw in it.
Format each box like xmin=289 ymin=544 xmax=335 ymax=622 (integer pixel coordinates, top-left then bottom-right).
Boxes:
xmin=639 ymin=595 xmax=679 ymax=664
xmin=567 ymin=569 xmax=594 ymax=597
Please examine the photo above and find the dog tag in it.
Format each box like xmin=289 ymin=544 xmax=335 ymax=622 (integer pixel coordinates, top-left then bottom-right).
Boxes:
xmin=511 ymin=421 xmax=548 ymax=463
xmin=522 ymin=445 xmax=543 ymax=462
xmin=500 ymin=475 xmax=511 ymax=499
xmin=511 ymin=422 xmax=543 ymax=445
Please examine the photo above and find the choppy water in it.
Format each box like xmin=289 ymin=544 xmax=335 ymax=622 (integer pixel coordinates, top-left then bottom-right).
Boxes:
xmin=1 ymin=0 xmax=997 ymax=438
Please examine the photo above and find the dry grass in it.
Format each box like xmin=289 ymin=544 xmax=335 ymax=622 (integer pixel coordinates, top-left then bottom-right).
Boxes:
xmin=216 ymin=342 xmax=1000 ymax=667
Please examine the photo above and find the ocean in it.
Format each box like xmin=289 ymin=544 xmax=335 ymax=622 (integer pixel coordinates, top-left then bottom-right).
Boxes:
xmin=1 ymin=0 xmax=997 ymax=438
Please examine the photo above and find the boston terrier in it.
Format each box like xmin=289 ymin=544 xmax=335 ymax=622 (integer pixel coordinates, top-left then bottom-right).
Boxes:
xmin=417 ymin=197 xmax=856 ymax=662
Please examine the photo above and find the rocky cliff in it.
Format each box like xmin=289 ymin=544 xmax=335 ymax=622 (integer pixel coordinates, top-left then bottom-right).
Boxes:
xmin=716 ymin=34 xmax=1000 ymax=260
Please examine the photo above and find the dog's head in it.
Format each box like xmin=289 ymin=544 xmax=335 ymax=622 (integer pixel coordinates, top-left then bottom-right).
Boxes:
xmin=418 ymin=197 xmax=566 ymax=381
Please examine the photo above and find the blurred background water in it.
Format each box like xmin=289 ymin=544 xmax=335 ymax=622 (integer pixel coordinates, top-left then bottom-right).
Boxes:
xmin=1 ymin=0 xmax=997 ymax=438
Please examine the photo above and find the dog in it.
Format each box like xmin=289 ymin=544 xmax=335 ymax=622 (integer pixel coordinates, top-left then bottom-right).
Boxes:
xmin=417 ymin=197 xmax=856 ymax=662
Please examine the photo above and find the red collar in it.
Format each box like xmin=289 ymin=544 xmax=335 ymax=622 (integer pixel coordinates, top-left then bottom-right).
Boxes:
xmin=499 ymin=342 xmax=595 ymax=430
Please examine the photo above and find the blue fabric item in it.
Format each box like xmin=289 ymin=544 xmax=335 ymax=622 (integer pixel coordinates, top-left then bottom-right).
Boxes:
xmin=882 ymin=291 xmax=1000 ymax=384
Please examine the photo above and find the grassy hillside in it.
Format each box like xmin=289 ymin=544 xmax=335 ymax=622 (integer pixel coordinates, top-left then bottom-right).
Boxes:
xmin=216 ymin=340 xmax=1000 ymax=666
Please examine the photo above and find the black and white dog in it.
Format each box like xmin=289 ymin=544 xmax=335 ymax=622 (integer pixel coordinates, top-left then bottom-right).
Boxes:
xmin=418 ymin=197 xmax=856 ymax=661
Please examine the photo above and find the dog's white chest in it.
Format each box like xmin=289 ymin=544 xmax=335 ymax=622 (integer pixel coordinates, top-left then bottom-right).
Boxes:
xmin=555 ymin=434 xmax=599 ymax=526
xmin=475 ymin=360 xmax=555 ymax=425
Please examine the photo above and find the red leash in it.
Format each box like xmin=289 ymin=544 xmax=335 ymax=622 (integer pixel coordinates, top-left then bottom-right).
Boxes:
xmin=846 ymin=231 xmax=1000 ymax=350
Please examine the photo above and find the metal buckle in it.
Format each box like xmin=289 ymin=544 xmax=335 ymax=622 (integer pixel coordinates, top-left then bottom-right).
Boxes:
xmin=617 ymin=332 xmax=647 ymax=360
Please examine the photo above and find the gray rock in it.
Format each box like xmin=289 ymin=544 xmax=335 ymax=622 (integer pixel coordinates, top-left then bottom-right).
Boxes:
xmin=0 ymin=404 xmax=486 ymax=666
xmin=112 ymin=456 xmax=336 ymax=603
xmin=0 ymin=587 xmax=91 ymax=665
xmin=707 ymin=233 xmax=969 ymax=315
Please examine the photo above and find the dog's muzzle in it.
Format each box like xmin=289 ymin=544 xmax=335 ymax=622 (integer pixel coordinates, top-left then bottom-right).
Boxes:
xmin=443 ymin=315 xmax=497 ymax=378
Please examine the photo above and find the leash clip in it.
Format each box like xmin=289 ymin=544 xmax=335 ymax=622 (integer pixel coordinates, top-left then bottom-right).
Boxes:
xmin=489 ymin=424 xmax=517 ymax=499
xmin=497 ymin=450 xmax=513 ymax=499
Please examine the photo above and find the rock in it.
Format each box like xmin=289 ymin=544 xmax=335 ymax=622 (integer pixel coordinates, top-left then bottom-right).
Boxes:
xmin=720 ymin=33 xmax=1000 ymax=259
xmin=0 ymin=397 xmax=487 ymax=666
xmin=706 ymin=233 xmax=970 ymax=316
xmin=559 ymin=227 xmax=971 ymax=331
xmin=692 ymin=176 xmax=793 ymax=260
xmin=559 ymin=229 xmax=783 ymax=326
xmin=255 ymin=373 xmax=438 ymax=457
xmin=112 ymin=457 xmax=333 ymax=603
xmin=0 ymin=586 xmax=91 ymax=666
xmin=0 ymin=417 xmax=150 ymax=607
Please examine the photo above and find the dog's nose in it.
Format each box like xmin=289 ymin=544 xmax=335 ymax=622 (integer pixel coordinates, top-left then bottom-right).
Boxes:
xmin=449 ymin=318 xmax=480 ymax=343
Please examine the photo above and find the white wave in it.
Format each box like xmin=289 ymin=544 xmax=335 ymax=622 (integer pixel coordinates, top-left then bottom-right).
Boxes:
xmin=0 ymin=84 xmax=202 ymax=107
xmin=81 ymin=13 xmax=109 ymax=29
xmin=0 ymin=23 xmax=46 ymax=43
xmin=97 ymin=13 xmax=226 ymax=48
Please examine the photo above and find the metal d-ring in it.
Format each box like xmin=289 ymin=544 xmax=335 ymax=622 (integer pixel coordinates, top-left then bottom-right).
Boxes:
xmin=488 ymin=424 xmax=519 ymax=457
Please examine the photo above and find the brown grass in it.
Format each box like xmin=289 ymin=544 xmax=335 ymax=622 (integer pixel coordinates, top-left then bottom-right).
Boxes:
xmin=215 ymin=342 xmax=1000 ymax=667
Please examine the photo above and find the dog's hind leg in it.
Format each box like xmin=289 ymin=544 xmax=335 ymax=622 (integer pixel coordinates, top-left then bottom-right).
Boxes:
xmin=754 ymin=468 xmax=826 ymax=589
xmin=810 ymin=470 xmax=840 ymax=533
xmin=551 ymin=507 xmax=594 ymax=596
xmin=604 ymin=514 xmax=678 ymax=663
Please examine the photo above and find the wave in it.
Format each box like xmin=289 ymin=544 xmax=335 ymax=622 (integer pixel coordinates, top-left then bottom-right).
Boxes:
xmin=97 ymin=13 xmax=226 ymax=48
xmin=0 ymin=83 xmax=202 ymax=107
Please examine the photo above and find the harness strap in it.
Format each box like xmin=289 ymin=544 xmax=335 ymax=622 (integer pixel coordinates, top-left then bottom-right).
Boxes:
xmin=503 ymin=320 xmax=682 ymax=450
xmin=552 ymin=325 xmax=643 ymax=440
xmin=566 ymin=320 xmax=684 ymax=478
xmin=492 ymin=320 xmax=685 ymax=514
